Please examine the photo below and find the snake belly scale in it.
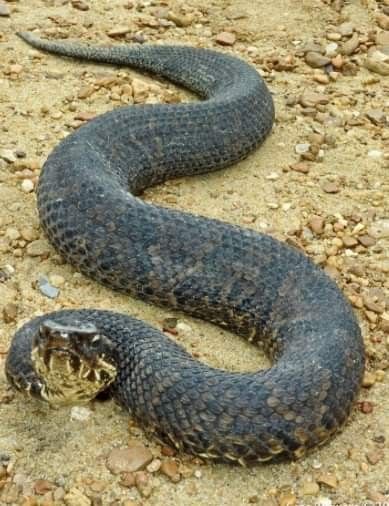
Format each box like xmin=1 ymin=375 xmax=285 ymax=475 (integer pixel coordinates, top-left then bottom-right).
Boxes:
xmin=6 ymin=32 xmax=365 ymax=464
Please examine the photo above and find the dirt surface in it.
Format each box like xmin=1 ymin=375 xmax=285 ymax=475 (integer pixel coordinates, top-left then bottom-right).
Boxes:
xmin=0 ymin=0 xmax=388 ymax=504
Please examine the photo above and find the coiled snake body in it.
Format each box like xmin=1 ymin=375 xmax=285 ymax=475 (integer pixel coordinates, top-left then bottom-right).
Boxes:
xmin=6 ymin=33 xmax=365 ymax=463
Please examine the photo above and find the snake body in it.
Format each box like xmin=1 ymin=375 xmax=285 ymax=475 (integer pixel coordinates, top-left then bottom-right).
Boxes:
xmin=6 ymin=33 xmax=365 ymax=463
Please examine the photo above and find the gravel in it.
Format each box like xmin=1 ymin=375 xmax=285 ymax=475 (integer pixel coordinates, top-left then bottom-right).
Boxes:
xmin=0 ymin=0 xmax=388 ymax=504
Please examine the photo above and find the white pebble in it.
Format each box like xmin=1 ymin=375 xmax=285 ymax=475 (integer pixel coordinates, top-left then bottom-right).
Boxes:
xmin=325 ymin=42 xmax=338 ymax=56
xmin=49 ymin=274 xmax=65 ymax=287
xmin=5 ymin=227 xmax=21 ymax=240
xmin=38 ymin=276 xmax=60 ymax=299
xmin=316 ymin=497 xmax=332 ymax=506
xmin=146 ymin=459 xmax=161 ymax=473
xmin=70 ymin=406 xmax=92 ymax=422
xmin=4 ymin=264 xmax=15 ymax=275
xmin=21 ymin=179 xmax=34 ymax=193
xmin=368 ymin=149 xmax=383 ymax=159
xmin=312 ymin=459 xmax=322 ymax=469
xmin=176 ymin=322 xmax=193 ymax=334
xmin=295 ymin=143 xmax=311 ymax=155
xmin=0 ymin=149 xmax=16 ymax=163
xmin=266 ymin=171 xmax=280 ymax=180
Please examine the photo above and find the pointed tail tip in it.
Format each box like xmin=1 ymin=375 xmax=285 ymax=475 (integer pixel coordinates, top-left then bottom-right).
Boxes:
xmin=16 ymin=31 xmax=39 ymax=44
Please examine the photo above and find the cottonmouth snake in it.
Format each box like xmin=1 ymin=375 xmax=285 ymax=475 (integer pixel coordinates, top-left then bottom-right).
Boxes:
xmin=6 ymin=32 xmax=365 ymax=464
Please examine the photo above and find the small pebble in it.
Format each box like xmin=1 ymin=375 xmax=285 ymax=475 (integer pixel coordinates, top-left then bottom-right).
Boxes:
xmin=176 ymin=321 xmax=192 ymax=334
xmin=322 ymin=182 xmax=340 ymax=194
xmin=374 ymin=370 xmax=385 ymax=382
xmin=313 ymin=72 xmax=330 ymax=84
xmin=342 ymin=235 xmax=358 ymax=248
xmin=369 ymin=219 xmax=389 ymax=239
xmin=248 ymin=495 xmax=259 ymax=504
xmin=49 ymin=274 xmax=65 ymax=287
xmin=20 ymin=227 xmax=39 ymax=242
xmin=363 ymin=297 xmax=384 ymax=314
xmin=70 ymin=406 xmax=92 ymax=421
xmin=299 ymin=91 xmax=329 ymax=108
xmin=366 ymin=109 xmax=386 ymax=125
xmin=54 ymin=487 xmax=66 ymax=501
xmin=107 ymin=26 xmax=131 ymax=37
xmin=88 ymin=480 xmax=107 ymax=493
xmin=299 ymin=479 xmax=320 ymax=496
xmin=362 ymin=371 xmax=376 ymax=388
xmin=33 ymin=480 xmax=56 ymax=495
xmin=308 ymin=216 xmax=325 ymax=234
xmin=266 ymin=171 xmax=280 ymax=180
xmin=316 ymin=497 xmax=332 ymax=506
xmin=38 ymin=276 xmax=60 ymax=299
xmin=367 ymin=490 xmax=388 ymax=503
xmin=0 ymin=149 xmax=16 ymax=163
xmin=327 ymin=32 xmax=342 ymax=41
xmin=341 ymin=32 xmax=359 ymax=55
xmin=160 ymin=459 xmax=181 ymax=482
xmin=338 ymin=22 xmax=354 ymax=37
xmin=2 ymin=303 xmax=18 ymax=323
xmin=132 ymin=78 xmax=151 ymax=103
xmin=168 ymin=12 xmax=194 ymax=27
xmin=120 ymin=472 xmax=136 ymax=488
xmin=358 ymin=235 xmax=376 ymax=247
xmin=305 ymin=52 xmax=331 ymax=68
xmin=376 ymin=13 xmax=389 ymax=30
xmin=146 ymin=459 xmax=161 ymax=473
xmin=359 ymin=401 xmax=374 ymax=414
xmin=366 ymin=450 xmax=384 ymax=465
xmin=295 ymin=143 xmax=311 ymax=155
xmin=135 ymin=471 xmax=152 ymax=497
xmin=0 ymin=1 xmax=10 ymax=16
xmin=325 ymin=42 xmax=338 ymax=57
xmin=71 ymin=0 xmax=89 ymax=11
xmin=215 ymin=32 xmax=236 ymax=46
xmin=279 ymin=492 xmax=297 ymax=506
xmin=78 ymin=86 xmax=95 ymax=99
xmin=364 ymin=50 xmax=389 ymax=76
xmin=106 ymin=443 xmax=153 ymax=474
xmin=290 ymin=162 xmax=310 ymax=173
xmin=6 ymin=227 xmax=21 ymax=240
xmin=376 ymin=30 xmax=389 ymax=46
xmin=367 ymin=149 xmax=383 ymax=159
xmin=21 ymin=179 xmax=34 ymax=193
xmin=331 ymin=54 xmax=344 ymax=69
xmin=26 ymin=240 xmax=51 ymax=257
xmin=380 ymin=318 xmax=389 ymax=333
xmin=316 ymin=473 xmax=338 ymax=489
xmin=161 ymin=445 xmax=176 ymax=457
xmin=64 ymin=487 xmax=91 ymax=506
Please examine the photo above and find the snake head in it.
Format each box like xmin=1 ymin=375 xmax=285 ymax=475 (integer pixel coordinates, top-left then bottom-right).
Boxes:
xmin=30 ymin=320 xmax=118 ymax=406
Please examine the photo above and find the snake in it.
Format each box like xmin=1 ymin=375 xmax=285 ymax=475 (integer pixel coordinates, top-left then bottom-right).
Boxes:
xmin=5 ymin=32 xmax=365 ymax=464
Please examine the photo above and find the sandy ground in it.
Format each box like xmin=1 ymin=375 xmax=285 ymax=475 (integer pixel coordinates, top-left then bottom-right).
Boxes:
xmin=0 ymin=0 xmax=388 ymax=505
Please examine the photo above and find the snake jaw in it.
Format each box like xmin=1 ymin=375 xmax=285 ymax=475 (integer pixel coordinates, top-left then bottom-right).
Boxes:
xmin=29 ymin=320 xmax=118 ymax=406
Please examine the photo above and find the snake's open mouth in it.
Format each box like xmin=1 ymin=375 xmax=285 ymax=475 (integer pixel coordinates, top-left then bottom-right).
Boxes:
xmin=30 ymin=320 xmax=118 ymax=406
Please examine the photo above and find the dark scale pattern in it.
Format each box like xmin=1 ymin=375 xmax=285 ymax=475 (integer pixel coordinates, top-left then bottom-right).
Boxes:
xmin=6 ymin=33 xmax=365 ymax=463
